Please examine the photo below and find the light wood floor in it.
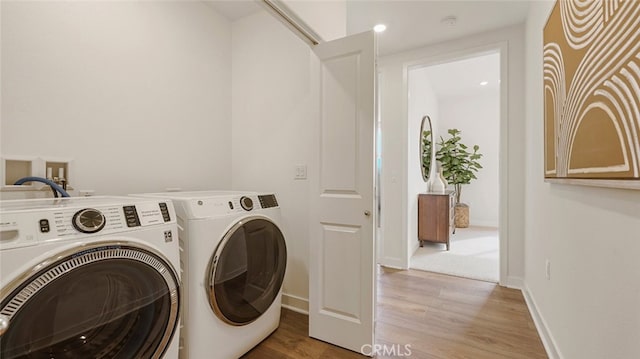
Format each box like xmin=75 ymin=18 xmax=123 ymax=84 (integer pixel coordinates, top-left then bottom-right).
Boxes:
xmin=243 ymin=268 xmax=547 ymax=358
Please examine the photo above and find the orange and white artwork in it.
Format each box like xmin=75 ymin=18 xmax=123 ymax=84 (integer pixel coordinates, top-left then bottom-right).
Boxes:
xmin=543 ymin=0 xmax=640 ymax=182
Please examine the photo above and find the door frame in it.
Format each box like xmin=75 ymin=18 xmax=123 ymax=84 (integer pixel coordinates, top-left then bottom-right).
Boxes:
xmin=379 ymin=41 xmax=510 ymax=286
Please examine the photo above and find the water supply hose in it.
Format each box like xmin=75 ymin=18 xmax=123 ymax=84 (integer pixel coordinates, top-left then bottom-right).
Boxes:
xmin=14 ymin=176 xmax=70 ymax=198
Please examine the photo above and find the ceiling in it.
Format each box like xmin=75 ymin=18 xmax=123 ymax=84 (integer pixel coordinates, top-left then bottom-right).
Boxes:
xmin=207 ymin=1 xmax=520 ymax=97
xmin=209 ymin=1 xmax=530 ymax=56
xmin=415 ymin=52 xmax=500 ymax=100
xmin=205 ymin=0 xmax=262 ymax=21
xmin=347 ymin=0 xmax=531 ymax=56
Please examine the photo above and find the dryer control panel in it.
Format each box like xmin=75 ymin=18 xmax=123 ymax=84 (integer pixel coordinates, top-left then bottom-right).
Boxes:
xmin=0 ymin=197 xmax=176 ymax=250
xmin=182 ymin=193 xmax=279 ymax=219
xmin=258 ymin=194 xmax=278 ymax=209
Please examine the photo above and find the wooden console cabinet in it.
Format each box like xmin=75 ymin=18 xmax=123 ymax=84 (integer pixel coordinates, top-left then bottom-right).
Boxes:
xmin=418 ymin=191 xmax=455 ymax=250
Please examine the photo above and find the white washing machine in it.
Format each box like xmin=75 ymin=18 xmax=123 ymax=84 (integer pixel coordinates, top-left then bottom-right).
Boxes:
xmin=0 ymin=196 xmax=181 ymax=359
xmin=133 ymin=191 xmax=287 ymax=359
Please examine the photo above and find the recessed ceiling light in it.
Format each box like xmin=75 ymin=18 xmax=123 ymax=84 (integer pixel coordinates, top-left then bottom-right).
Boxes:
xmin=374 ymin=24 xmax=387 ymax=33
xmin=480 ymin=81 xmax=489 ymax=86
xmin=441 ymin=16 xmax=457 ymax=26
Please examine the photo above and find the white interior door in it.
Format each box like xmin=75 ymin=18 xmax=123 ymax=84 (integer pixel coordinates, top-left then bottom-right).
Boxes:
xmin=309 ymin=30 xmax=376 ymax=354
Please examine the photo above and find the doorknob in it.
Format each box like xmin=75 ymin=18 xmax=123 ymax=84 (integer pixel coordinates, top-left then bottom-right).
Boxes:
xmin=364 ymin=210 xmax=371 ymax=217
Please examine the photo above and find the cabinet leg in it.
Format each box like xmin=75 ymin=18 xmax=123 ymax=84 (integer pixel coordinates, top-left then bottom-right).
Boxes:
xmin=419 ymin=240 xmax=424 ymax=248
xmin=446 ymin=242 xmax=450 ymax=251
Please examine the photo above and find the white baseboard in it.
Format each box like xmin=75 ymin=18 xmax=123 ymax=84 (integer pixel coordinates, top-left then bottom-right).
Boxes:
xmin=380 ymin=263 xmax=406 ymax=270
xmin=378 ymin=257 xmax=408 ymax=270
xmin=281 ymin=292 xmax=309 ymax=315
xmin=522 ymin=284 xmax=562 ymax=359
xmin=469 ymin=220 xmax=499 ymax=228
xmin=502 ymin=276 xmax=523 ymax=289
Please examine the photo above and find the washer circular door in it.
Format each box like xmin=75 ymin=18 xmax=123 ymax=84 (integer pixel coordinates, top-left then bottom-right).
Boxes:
xmin=0 ymin=242 xmax=180 ymax=359
xmin=208 ymin=216 xmax=287 ymax=326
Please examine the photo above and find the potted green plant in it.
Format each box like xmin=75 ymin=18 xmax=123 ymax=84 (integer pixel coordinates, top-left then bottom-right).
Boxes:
xmin=435 ymin=128 xmax=483 ymax=228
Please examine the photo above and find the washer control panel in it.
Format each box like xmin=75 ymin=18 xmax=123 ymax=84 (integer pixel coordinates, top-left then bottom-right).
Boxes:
xmin=0 ymin=198 xmax=176 ymax=250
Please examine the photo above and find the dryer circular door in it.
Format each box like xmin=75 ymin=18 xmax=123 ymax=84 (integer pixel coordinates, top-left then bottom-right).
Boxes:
xmin=0 ymin=242 xmax=180 ymax=359
xmin=207 ymin=216 xmax=287 ymax=326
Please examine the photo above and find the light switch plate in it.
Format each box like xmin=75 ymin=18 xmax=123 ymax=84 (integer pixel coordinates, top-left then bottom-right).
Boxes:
xmin=294 ymin=165 xmax=307 ymax=180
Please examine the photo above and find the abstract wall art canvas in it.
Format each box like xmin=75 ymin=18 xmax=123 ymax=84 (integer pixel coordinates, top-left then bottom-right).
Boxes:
xmin=543 ymin=0 xmax=640 ymax=189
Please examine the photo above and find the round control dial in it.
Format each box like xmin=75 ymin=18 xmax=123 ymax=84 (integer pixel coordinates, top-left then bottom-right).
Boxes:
xmin=72 ymin=208 xmax=106 ymax=233
xmin=240 ymin=196 xmax=254 ymax=211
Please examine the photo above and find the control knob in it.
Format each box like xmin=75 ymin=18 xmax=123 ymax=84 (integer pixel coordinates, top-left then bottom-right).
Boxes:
xmin=72 ymin=208 xmax=106 ymax=233
xmin=240 ymin=196 xmax=254 ymax=211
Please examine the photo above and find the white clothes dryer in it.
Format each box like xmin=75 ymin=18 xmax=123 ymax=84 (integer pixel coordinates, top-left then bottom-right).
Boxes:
xmin=133 ymin=191 xmax=287 ymax=359
xmin=0 ymin=196 xmax=181 ymax=359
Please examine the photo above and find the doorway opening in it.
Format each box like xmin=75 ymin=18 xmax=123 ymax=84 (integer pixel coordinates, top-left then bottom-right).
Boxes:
xmin=407 ymin=51 xmax=501 ymax=283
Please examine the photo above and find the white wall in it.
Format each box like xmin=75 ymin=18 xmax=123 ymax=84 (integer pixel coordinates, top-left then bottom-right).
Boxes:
xmin=378 ymin=25 xmax=526 ymax=286
xmin=377 ymin=63 xmax=406 ymax=268
xmin=439 ymin=91 xmax=500 ymax=227
xmin=231 ymin=11 xmax=314 ymax=312
xmin=524 ymin=2 xmax=640 ymax=358
xmin=282 ymin=0 xmax=346 ymax=42
xmin=406 ymin=69 xmax=439 ymax=258
xmin=0 ymin=1 xmax=232 ymax=195
xmin=1 ymin=0 xmax=321 ymax=314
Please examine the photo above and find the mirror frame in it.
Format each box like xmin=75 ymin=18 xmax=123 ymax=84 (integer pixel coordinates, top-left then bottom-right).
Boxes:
xmin=420 ymin=115 xmax=433 ymax=183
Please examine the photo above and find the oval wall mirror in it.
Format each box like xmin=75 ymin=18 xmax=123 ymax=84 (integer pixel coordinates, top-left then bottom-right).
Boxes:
xmin=420 ymin=115 xmax=433 ymax=182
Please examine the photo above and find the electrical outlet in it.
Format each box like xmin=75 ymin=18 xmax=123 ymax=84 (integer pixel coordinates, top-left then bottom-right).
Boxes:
xmin=545 ymin=259 xmax=551 ymax=280
xmin=294 ymin=165 xmax=307 ymax=180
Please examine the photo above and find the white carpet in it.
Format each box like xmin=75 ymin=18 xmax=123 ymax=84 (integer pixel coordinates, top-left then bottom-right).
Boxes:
xmin=410 ymin=226 xmax=499 ymax=282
